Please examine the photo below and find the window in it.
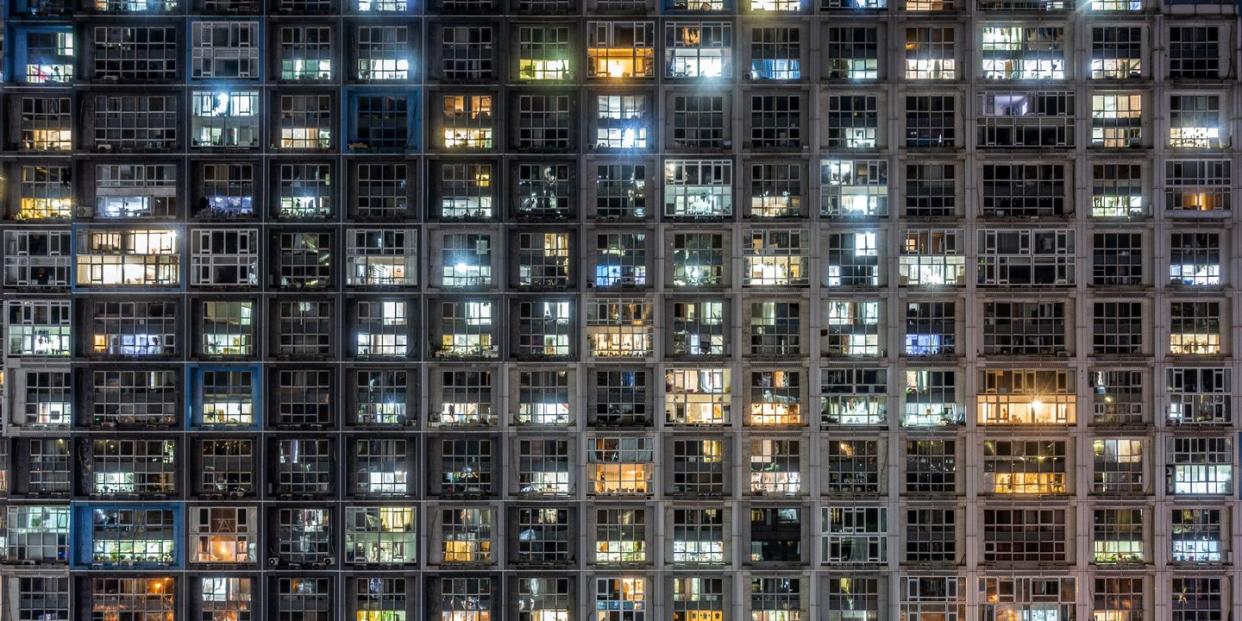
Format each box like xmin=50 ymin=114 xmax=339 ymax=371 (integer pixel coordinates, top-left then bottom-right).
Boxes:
xmin=198 ymin=300 xmax=254 ymax=357
xmin=1166 ymin=159 xmax=1230 ymax=214
xmin=1090 ymin=370 xmax=1146 ymax=426
xmin=350 ymin=577 xmax=406 ymax=621
xmin=353 ymin=163 xmax=410 ymax=219
xmin=590 ymin=436 xmax=653 ymax=495
xmin=438 ymin=507 xmax=494 ymax=563
xmin=1093 ymin=233 xmax=1144 ymax=286
xmin=981 ymin=165 xmax=1067 ymax=217
xmin=823 ymin=506 xmax=886 ymax=563
xmin=1169 ymin=301 xmax=1221 ymax=355
xmin=1093 ymin=301 xmax=1143 ymax=355
xmin=825 ymin=439 xmax=881 ymax=494
xmin=664 ymin=160 xmax=733 ymax=219
xmin=1166 ymin=436 xmax=1232 ymax=495
xmin=7 ymin=300 xmax=72 ymax=357
xmin=595 ymin=163 xmax=648 ymax=219
xmin=588 ymin=21 xmax=655 ymax=79
xmin=749 ymin=163 xmax=803 ymax=218
xmin=356 ymin=26 xmax=409 ymax=80
xmin=596 ymin=578 xmax=647 ymax=621
xmin=905 ymin=163 xmax=957 ymax=217
xmin=11 ymin=577 xmax=69 ymax=621
xmin=671 ymin=233 xmax=725 ymax=287
xmin=191 ymin=90 xmax=259 ymax=149
xmin=275 ymin=506 xmax=332 ymax=566
xmin=983 ymin=508 xmax=1066 ymax=563
xmin=516 ymin=163 xmax=573 ymax=219
xmin=344 ymin=229 xmax=417 ymax=287
xmin=824 ymin=95 xmax=879 ymax=148
xmin=93 ymin=163 xmax=178 ymax=219
xmin=751 ymin=301 xmax=801 ymax=357
xmin=276 ymin=231 xmax=332 ymax=290
xmin=435 ymin=438 xmax=494 ymax=494
xmin=274 ymin=439 xmax=333 ymax=496
xmin=904 ymin=369 xmax=961 ymax=427
xmin=1169 ymin=233 xmax=1220 ymax=286
xmin=978 ymin=229 xmax=1074 ymax=286
xmin=900 ymin=229 xmax=965 ymax=286
xmin=590 ymin=368 xmax=650 ymax=427
xmin=278 ymin=162 xmax=334 ymax=219
xmin=671 ymin=94 xmax=727 ymax=150
xmin=823 ymin=577 xmax=882 ymax=621
xmin=904 ymin=509 xmax=956 ymax=563
xmin=515 ymin=232 xmax=571 ymax=289
xmin=517 ymin=25 xmax=571 ymax=80
xmin=196 ymin=439 xmax=255 ymax=496
xmin=905 ymin=301 xmax=956 ymax=357
xmin=91 ymin=579 xmax=177 ymax=621
xmin=353 ymin=439 xmax=409 ymax=497
xmin=437 ymin=163 xmax=493 ymax=220
xmin=587 ymin=299 xmax=653 ymax=358
xmin=1092 ymin=439 xmax=1145 ymax=494
xmin=351 ymin=369 xmax=411 ymax=426
xmin=512 ymin=509 xmax=571 ymax=564
xmin=430 ymin=299 xmax=496 ymax=359
xmin=279 ymin=94 xmax=333 ymax=150
xmin=279 ymin=25 xmax=332 ymax=80
xmin=4 ymin=505 xmax=69 ymax=563
xmin=18 ymin=97 xmax=72 ymax=151
xmin=1169 ymin=26 xmax=1220 ymax=79
xmin=76 ymin=229 xmax=180 ymax=287
xmin=749 ymin=439 xmax=802 ymax=495
xmin=1169 ymin=95 xmax=1224 ymax=149
xmin=1092 ymin=163 xmax=1145 ymax=218
xmin=824 ymin=27 xmax=878 ymax=79
xmin=191 ymin=22 xmax=259 ymax=78
xmin=906 ymin=96 xmax=955 ymax=147
xmin=666 ymin=22 xmax=732 ymax=78
xmin=516 ymin=93 xmax=571 ymax=151
xmin=434 ymin=370 xmax=495 ymax=426
xmin=750 ymin=95 xmax=802 ymax=148
xmin=906 ymin=439 xmax=957 ymax=493
xmin=982 ymin=301 xmax=1067 ymax=356
xmin=593 ymin=233 xmax=649 ymax=288
xmin=748 ymin=370 xmax=802 ymax=426
xmin=273 ymin=369 xmax=332 ymax=427
xmin=441 ymin=26 xmax=494 ymax=80
xmin=977 ymin=369 xmax=1075 ymax=425
xmin=190 ymin=229 xmax=257 ymax=287
xmin=1093 ymin=508 xmax=1145 ymax=563
xmin=825 ymin=231 xmax=880 ymax=287
xmin=983 ymin=440 xmax=1068 ymax=495
xmin=822 ymin=368 xmax=886 ymax=426
xmin=92 ymin=26 xmax=178 ymax=82
xmin=820 ymin=160 xmax=888 ymax=218
xmin=670 ymin=438 xmax=726 ymax=496
xmin=516 ymin=579 xmax=571 ymax=621
xmin=515 ymin=299 xmax=573 ymax=358
xmin=273 ymin=578 xmax=330 ymax=621
xmin=671 ymin=508 xmax=726 ymax=564
xmin=88 ymin=507 xmax=177 ymax=566
xmin=91 ymin=94 xmax=179 ymax=151
xmin=980 ymin=578 xmax=1075 ymax=621
xmin=1171 ymin=509 xmax=1223 ymax=563
xmin=191 ymin=506 xmax=256 ymax=564
xmin=745 ymin=229 xmax=807 ymax=287
xmin=1168 ymin=367 xmax=1230 ymax=425
xmin=905 ymin=27 xmax=956 ymax=79
xmin=9 ymin=369 xmax=72 ymax=428
xmin=517 ymin=439 xmax=572 ymax=496
xmin=13 ymin=165 xmax=72 ymax=221
xmin=751 ymin=578 xmax=804 ymax=621
xmin=1093 ymin=578 xmax=1143 ymax=621
xmin=750 ymin=27 xmax=801 ymax=80
xmin=516 ymin=380 xmax=571 ymax=428
xmin=3 ymin=230 xmax=71 ymax=288
xmin=1092 ymin=93 xmax=1143 ymax=147
xmin=88 ymin=300 xmax=177 ymax=359
xmin=977 ymin=91 xmax=1075 ymax=148
xmin=981 ymin=26 xmax=1065 ymax=80
xmin=1171 ymin=579 xmax=1223 ymax=621
xmin=595 ymin=512 xmax=648 ymax=564
xmin=665 ymin=368 xmax=730 ymax=425
xmin=1091 ymin=26 xmax=1142 ymax=78
xmin=350 ymin=95 xmax=413 ymax=150
xmin=823 ymin=299 xmax=881 ymax=357
xmin=440 ymin=233 xmax=492 ymax=287
xmin=22 ymin=28 xmax=74 ymax=84
xmin=197 ymin=162 xmax=255 ymax=218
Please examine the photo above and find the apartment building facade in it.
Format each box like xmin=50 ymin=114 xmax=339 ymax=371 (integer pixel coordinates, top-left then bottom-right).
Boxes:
xmin=0 ymin=0 xmax=1240 ymax=618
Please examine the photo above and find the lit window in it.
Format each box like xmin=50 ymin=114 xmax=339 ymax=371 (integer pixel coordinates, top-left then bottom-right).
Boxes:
xmin=1169 ymin=233 xmax=1221 ymax=287
xmin=200 ymin=301 xmax=254 ymax=357
xmin=671 ymin=508 xmax=726 ymax=564
xmin=903 ymin=369 xmax=960 ymax=427
xmin=596 ymin=96 xmax=650 ymax=149
xmin=1093 ymin=508 xmax=1145 ymax=564
xmin=595 ymin=578 xmax=647 ymax=621
xmin=22 ymin=29 xmax=75 ymax=84
xmin=356 ymin=26 xmax=410 ymax=81
xmin=438 ymin=507 xmax=493 ymax=564
xmin=823 ymin=299 xmax=881 ymax=357
xmin=191 ymin=506 xmax=257 ymax=564
xmin=441 ymin=96 xmax=494 ymax=149
xmin=191 ymin=91 xmax=260 ymax=149
xmin=981 ymin=26 xmax=1066 ymax=80
xmin=977 ymin=369 xmax=1075 ymax=425
xmin=440 ymin=233 xmax=492 ymax=288
xmin=1171 ymin=509 xmax=1223 ymax=563
xmin=590 ymin=436 xmax=653 ymax=495
xmin=665 ymin=22 xmax=732 ymax=79
xmin=588 ymin=22 xmax=656 ymax=79
xmin=665 ymin=368 xmax=730 ymax=425
xmin=745 ymin=229 xmax=807 ymax=287
xmin=1091 ymin=163 xmax=1145 ymax=218
xmin=824 ymin=27 xmax=878 ymax=80
xmin=76 ymin=229 xmax=180 ymax=287
xmin=750 ymin=27 xmax=801 ymax=80
xmin=1167 ymin=436 xmax=1232 ymax=495
xmin=1168 ymin=301 xmax=1221 ymax=356
xmin=1166 ymin=159 xmax=1231 ymax=214
xmin=1091 ymin=26 xmax=1142 ymax=79
xmin=748 ymin=369 xmax=802 ymax=426
xmin=1092 ymin=438 xmax=1144 ymax=495
xmin=905 ymin=27 xmax=956 ymax=80
xmin=983 ymin=439 xmax=1067 ymax=494
xmin=664 ymin=159 xmax=733 ymax=219
xmin=1091 ymin=94 xmax=1142 ymax=147
xmin=588 ymin=298 xmax=653 ymax=358
xmin=518 ymin=25 xmax=571 ymax=80
xmin=821 ymin=368 xmax=886 ymax=426
xmin=820 ymin=160 xmax=887 ymax=217
xmin=1168 ymin=95 xmax=1224 ymax=149
xmin=15 ymin=165 xmax=72 ymax=220
xmin=749 ymin=439 xmax=802 ymax=495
